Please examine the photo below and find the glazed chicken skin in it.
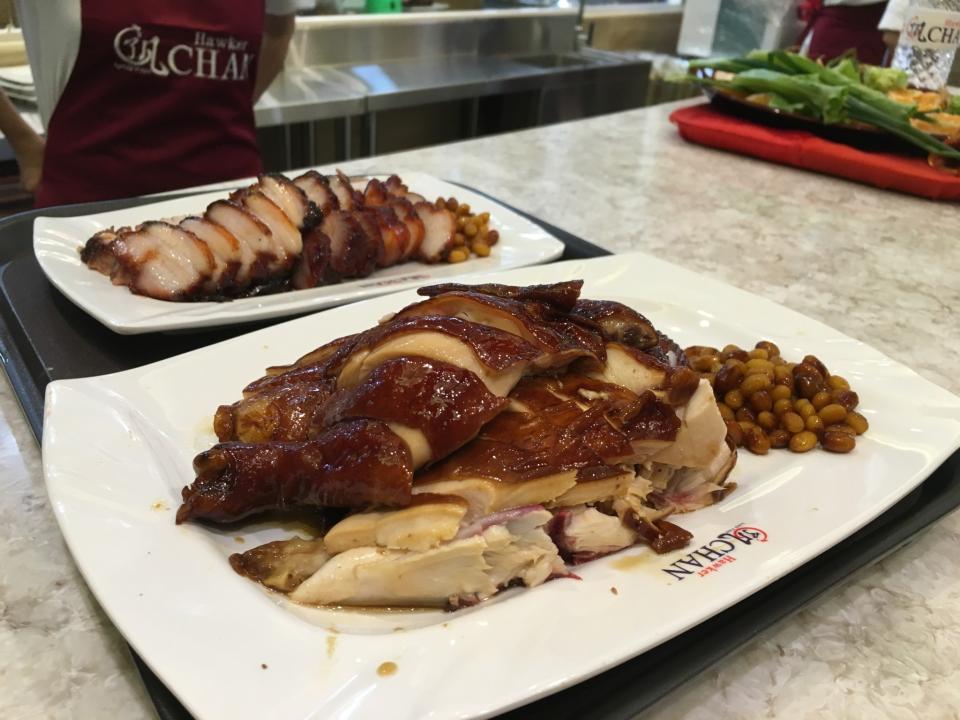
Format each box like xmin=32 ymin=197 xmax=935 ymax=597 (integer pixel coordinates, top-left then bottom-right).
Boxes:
xmin=79 ymin=172 xmax=458 ymax=302
xmin=177 ymin=281 xmax=737 ymax=609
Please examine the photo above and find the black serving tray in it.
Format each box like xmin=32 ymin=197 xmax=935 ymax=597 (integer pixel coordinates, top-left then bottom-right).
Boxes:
xmin=1 ymin=187 xmax=958 ymax=720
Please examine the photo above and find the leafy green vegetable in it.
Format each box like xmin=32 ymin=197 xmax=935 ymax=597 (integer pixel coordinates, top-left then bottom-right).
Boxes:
xmin=945 ymin=93 xmax=960 ymax=115
xmin=862 ymin=65 xmax=908 ymax=93
xmin=766 ymin=93 xmax=811 ymax=115
xmin=832 ymin=58 xmax=861 ymax=83
xmin=688 ymin=49 xmax=960 ymax=159
xmin=727 ymin=69 xmax=848 ymax=124
xmin=846 ymin=96 xmax=960 ymax=159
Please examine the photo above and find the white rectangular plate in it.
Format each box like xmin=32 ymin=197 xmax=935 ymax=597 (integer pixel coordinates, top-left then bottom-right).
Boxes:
xmin=43 ymin=253 xmax=960 ymax=720
xmin=33 ymin=171 xmax=564 ymax=334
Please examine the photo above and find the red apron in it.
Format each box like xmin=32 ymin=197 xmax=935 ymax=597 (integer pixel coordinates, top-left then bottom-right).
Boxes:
xmin=800 ymin=2 xmax=888 ymax=66
xmin=35 ymin=0 xmax=265 ymax=208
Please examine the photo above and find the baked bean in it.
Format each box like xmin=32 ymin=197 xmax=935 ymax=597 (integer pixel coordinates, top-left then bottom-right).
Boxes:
xmin=770 ymin=385 xmax=792 ymax=402
xmin=725 ymin=420 xmax=744 ymax=446
xmin=781 ymin=411 xmax=805 ymax=434
xmin=718 ymin=403 xmax=735 ymax=422
xmin=744 ymin=358 xmax=775 ymax=379
xmin=445 ymin=197 xmax=458 ymax=211
xmin=750 ymin=390 xmax=773 ymax=413
xmin=811 ymin=391 xmax=833 ymax=410
xmin=740 ymin=373 xmax=772 ymax=396
xmin=690 ymin=355 xmax=717 ymax=373
xmin=773 ymin=365 xmax=794 ymax=388
xmin=818 ymin=403 xmax=847 ymax=425
xmin=768 ymin=429 xmax=790 ymax=448
xmin=833 ymin=389 xmax=859 ymax=411
xmin=687 ymin=339 xmax=868 ymax=457
xmin=793 ymin=363 xmax=824 ymax=399
xmin=822 ymin=431 xmax=855 ymax=453
xmin=824 ymin=423 xmax=855 ymax=436
xmin=685 ymin=346 xmax=719 ymax=358
xmin=827 ymin=375 xmax=850 ymax=391
xmin=846 ymin=411 xmax=869 ymax=435
xmin=714 ymin=364 xmax=744 ymax=396
xmin=789 ymin=431 xmax=818 ymax=453
xmin=471 ymin=242 xmax=491 ymax=257
xmin=724 ymin=389 xmax=744 ymax=410
xmin=802 ymin=355 xmax=830 ymax=378
xmin=772 ymin=398 xmax=792 ymax=416
xmin=757 ymin=411 xmax=777 ymax=431
xmin=486 ymin=229 xmax=500 ymax=245
xmin=755 ymin=340 xmax=780 ymax=356
xmin=447 ymin=248 xmax=469 ymax=263
xmin=744 ymin=426 xmax=770 ymax=455
xmin=805 ymin=414 xmax=824 ymax=435
xmin=795 ymin=399 xmax=816 ymax=419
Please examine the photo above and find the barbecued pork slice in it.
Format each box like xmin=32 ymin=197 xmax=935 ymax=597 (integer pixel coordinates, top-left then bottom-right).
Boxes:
xmin=320 ymin=210 xmax=378 ymax=278
xmin=362 ymin=178 xmax=390 ymax=207
xmin=180 ymin=216 xmax=249 ymax=289
xmin=414 ymin=202 xmax=456 ymax=262
xmin=290 ymin=226 xmax=338 ymax=290
xmin=99 ymin=222 xmax=215 ymax=301
xmin=236 ymin=190 xmax=302 ymax=263
xmin=257 ymin=174 xmax=318 ymax=230
xmin=366 ymin=206 xmax=409 ymax=266
xmin=205 ymin=200 xmax=282 ymax=280
xmin=293 ymin=171 xmax=340 ymax=214
xmin=329 ymin=170 xmax=363 ymax=210
xmin=388 ymin=198 xmax=425 ymax=260
xmin=79 ymin=229 xmax=121 ymax=276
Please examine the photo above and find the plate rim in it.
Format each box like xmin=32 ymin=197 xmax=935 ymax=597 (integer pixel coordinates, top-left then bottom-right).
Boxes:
xmin=32 ymin=171 xmax=565 ymax=335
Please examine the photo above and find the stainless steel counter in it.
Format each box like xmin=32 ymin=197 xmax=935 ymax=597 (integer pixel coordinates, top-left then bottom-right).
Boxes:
xmin=254 ymin=66 xmax=366 ymax=126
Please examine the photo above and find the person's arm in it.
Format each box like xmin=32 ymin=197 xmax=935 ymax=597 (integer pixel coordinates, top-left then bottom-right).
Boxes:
xmin=0 ymin=89 xmax=43 ymax=192
xmin=254 ymin=13 xmax=296 ymax=101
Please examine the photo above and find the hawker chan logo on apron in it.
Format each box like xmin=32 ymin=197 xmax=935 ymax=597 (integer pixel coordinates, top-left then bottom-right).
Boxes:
xmin=113 ymin=24 xmax=255 ymax=80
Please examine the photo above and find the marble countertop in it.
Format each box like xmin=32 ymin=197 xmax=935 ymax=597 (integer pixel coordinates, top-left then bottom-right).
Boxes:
xmin=2 ymin=100 xmax=959 ymax=719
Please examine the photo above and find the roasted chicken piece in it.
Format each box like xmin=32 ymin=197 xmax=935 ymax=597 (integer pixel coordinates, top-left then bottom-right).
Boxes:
xmin=178 ymin=280 xmax=739 ymax=610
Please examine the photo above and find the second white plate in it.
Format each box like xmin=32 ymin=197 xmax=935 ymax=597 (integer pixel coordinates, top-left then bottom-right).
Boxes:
xmin=33 ymin=171 xmax=564 ymax=334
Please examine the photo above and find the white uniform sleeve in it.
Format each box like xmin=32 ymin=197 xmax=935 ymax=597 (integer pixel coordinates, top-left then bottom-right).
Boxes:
xmin=265 ymin=0 xmax=300 ymax=15
xmin=13 ymin=0 xmax=81 ymax=129
xmin=879 ymin=0 xmax=910 ymax=32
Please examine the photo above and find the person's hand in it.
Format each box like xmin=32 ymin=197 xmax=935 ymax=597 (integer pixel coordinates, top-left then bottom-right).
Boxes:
xmin=16 ymin=132 xmax=43 ymax=193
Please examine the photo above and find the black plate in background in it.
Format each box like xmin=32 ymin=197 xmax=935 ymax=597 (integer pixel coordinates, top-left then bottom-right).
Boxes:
xmin=703 ymin=87 xmax=929 ymax=158
xmin=0 ymin=188 xmax=957 ymax=720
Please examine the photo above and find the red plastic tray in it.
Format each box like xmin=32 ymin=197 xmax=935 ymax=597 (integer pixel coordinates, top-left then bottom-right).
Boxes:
xmin=671 ymin=102 xmax=960 ymax=201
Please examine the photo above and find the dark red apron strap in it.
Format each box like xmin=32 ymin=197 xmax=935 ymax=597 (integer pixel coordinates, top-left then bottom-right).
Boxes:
xmin=35 ymin=0 xmax=265 ymax=208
